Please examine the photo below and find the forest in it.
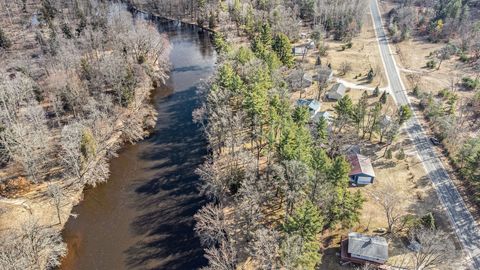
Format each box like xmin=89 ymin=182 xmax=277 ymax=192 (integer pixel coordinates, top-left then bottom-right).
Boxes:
xmin=1 ymin=0 xmax=478 ymax=269
xmin=0 ymin=0 xmax=169 ymax=268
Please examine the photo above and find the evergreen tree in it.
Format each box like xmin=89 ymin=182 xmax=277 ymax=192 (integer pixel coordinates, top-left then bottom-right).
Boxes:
xmin=283 ymin=201 xmax=323 ymax=241
xmin=333 ymin=95 xmax=353 ymax=133
xmin=272 ymin=33 xmax=294 ymax=67
xmin=420 ymin=212 xmax=436 ymax=230
xmin=292 ymin=106 xmax=310 ymax=126
xmin=373 ymin=86 xmax=380 ymax=97
xmin=259 ymin=23 xmax=272 ymax=47
xmin=315 ymin=117 xmax=328 ymax=145
xmin=398 ymin=105 xmax=413 ymax=125
xmin=379 ymin=91 xmax=388 ymax=104
xmin=367 ymin=68 xmax=374 ymax=82
xmin=327 ymin=156 xmax=350 ymax=188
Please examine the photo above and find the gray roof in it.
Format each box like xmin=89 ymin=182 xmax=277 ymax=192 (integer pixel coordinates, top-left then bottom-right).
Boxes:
xmin=329 ymin=83 xmax=346 ymax=96
xmin=348 ymin=233 xmax=388 ymax=261
xmin=296 ymin=99 xmax=321 ymax=117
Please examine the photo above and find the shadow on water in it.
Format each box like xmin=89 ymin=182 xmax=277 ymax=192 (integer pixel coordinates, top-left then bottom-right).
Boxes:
xmin=125 ymin=86 xmax=209 ymax=269
xmin=60 ymin=15 xmax=216 ymax=270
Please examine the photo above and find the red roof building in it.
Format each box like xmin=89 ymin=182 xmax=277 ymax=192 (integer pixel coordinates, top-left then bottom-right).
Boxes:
xmin=348 ymin=154 xmax=375 ymax=185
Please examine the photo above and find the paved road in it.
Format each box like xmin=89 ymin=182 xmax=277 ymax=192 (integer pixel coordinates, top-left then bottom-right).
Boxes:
xmin=369 ymin=0 xmax=480 ymax=268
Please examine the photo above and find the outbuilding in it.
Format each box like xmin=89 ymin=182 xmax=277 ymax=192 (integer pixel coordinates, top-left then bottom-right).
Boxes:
xmin=296 ymin=99 xmax=321 ymax=119
xmin=327 ymin=83 xmax=346 ymax=100
xmin=348 ymin=154 xmax=375 ymax=185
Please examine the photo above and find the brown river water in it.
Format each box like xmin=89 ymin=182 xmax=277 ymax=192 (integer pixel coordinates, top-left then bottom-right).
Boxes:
xmin=60 ymin=13 xmax=216 ymax=270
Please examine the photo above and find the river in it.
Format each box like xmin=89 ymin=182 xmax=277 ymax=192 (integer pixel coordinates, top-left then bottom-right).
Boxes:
xmin=60 ymin=13 xmax=216 ymax=270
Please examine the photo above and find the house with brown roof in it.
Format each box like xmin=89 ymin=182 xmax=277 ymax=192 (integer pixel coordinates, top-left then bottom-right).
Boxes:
xmin=347 ymin=154 xmax=375 ymax=185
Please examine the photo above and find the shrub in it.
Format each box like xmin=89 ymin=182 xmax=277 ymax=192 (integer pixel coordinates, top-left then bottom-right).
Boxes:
xmin=426 ymin=59 xmax=436 ymax=69
xmin=317 ymin=42 xmax=329 ymax=56
xmin=0 ymin=28 xmax=12 ymax=49
xmin=459 ymin=53 xmax=469 ymax=62
xmin=412 ymin=85 xmax=420 ymax=96
xmin=385 ymin=148 xmax=393 ymax=159
xmin=396 ymin=148 xmax=405 ymax=160
xmin=462 ymin=77 xmax=479 ymax=90
xmin=420 ymin=212 xmax=435 ymax=230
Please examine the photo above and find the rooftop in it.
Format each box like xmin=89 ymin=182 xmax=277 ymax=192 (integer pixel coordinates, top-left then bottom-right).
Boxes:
xmin=347 ymin=232 xmax=388 ymax=262
xmin=348 ymin=154 xmax=375 ymax=177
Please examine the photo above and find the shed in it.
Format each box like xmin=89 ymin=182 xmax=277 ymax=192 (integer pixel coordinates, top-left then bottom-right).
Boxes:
xmin=348 ymin=154 xmax=375 ymax=185
xmin=314 ymin=68 xmax=334 ymax=83
xmin=327 ymin=83 xmax=346 ymax=100
xmin=312 ymin=111 xmax=332 ymax=123
xmin=292 ymin=46 xmax=307 ymax=56
xmin=296 ymin=99 xmax=321 ymax=119
xmin=341 ymin=233 xmax=389 ymax=265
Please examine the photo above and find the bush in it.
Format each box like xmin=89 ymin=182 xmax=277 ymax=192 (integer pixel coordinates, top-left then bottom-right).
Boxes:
xmin=420 ymin=212 xmax=435 ymax=230
xmin=412 ymin=85 xmax=420 ymax=96
xmin=462 ymin=77 xmax=479 ymax=90
xmin=317 ymin=42 xmax=329 ymax=56
xmin=396 ymin=148 xmax=405 ymax=160
xmin=0 ymin=28 xmax=12 ymax=49
xmin=459 ymin=53 xmax=469 ymax=62
xmin=385 ymin=148 xmax=393 ymax=159
xmin=426 ymin=59 xmax=436 ymax=69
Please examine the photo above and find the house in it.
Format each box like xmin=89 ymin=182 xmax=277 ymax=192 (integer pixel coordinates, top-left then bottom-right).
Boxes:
xmin=296 ymin=99 xmax=321 ymax=119
xmin=292 ymin=46 xmax=307 ymax=56
xmin=341 ymin=233 xmax=389 ymax=266
xmin=312 ymin=111 xmax=332 ymax=123
xmin=348 ymin=154 xmax=375 ymax=185
xmin=327 ymin=83 xmax=346 ymax=100
xmin=287 ymin=71 xmax=313 ymax=90
xmin=314 ymin=67 xmax=334 ymax=83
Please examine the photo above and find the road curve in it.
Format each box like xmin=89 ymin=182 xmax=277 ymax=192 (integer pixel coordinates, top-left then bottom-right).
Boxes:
xmin=369 ymin=0 xmax=480 ymax=268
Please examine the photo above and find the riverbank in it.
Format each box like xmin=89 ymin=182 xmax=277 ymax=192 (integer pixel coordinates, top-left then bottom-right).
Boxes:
xmin=0 ymin=2 xmax=170 ymax=268
xmin=60 ymin=19 xmax=216 ymax=269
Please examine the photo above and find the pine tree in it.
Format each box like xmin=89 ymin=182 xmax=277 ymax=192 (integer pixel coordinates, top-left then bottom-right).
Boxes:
xmin=283 ymin=201 xmax=323 ymax=241
xmin=373 ymin=86 xmax=380 ymax=97
xmin=379 ymin=91 xmax=387 ymax=104
xmin=259 ymin=23 xmax=272 ymax=47
xmin=315 ymin=117 xmax=328 ymax=145
xmin=272 ymin=33 xmax=294 ymax=67
xmin=292 ymin=106 xmax=310 ymax=126
xmin=398 ymin=105 xmax=413 ymax=125
xmin=333 ymin=95 xmax=353 ymax=133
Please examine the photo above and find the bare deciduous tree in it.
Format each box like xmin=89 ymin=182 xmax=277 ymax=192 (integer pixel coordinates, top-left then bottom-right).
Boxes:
xmin=194 ymin=203 xmax=227 ymax=247
xmin=409 ymin=228 xmax=457 ymax=270
xmin=368 ymin=180 xmax=405 ymax=234
xmin=47 ymin=183 xmax=65 ymax=224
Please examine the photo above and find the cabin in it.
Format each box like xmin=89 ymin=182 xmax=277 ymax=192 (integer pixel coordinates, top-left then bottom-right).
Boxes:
xmin=341 ymin=233 xmax=389 ymax=266
xmin=327 ymin=83 xmax=346 ymax=100
xmin=296 ymin=99 xmax=321 ymax=119
xmin=348 ymin=154 xmax=375 ymax=185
